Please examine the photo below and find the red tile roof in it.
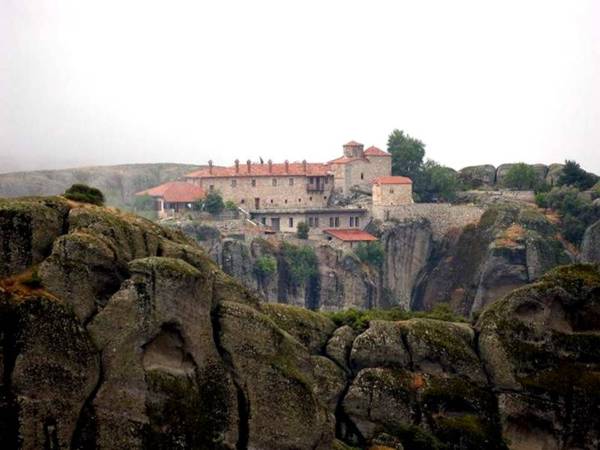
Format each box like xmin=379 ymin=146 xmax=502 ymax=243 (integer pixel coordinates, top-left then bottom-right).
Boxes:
xmin=186 ymin=162 xmax=331 ymax=178
xmin=136 ymin=181 xmax=205 ymax=203
xmin=364 ymin=146 xmax=390 ymax=157
xmin=328 ymin=156 xmax=369 ymax=165
xmin=373 ymin=176 xmax=412 ymax=185
xmin=323 ymin=229 xmax=378 ymax=242
xmin=344 ymin=140 xmax=363 ymax=146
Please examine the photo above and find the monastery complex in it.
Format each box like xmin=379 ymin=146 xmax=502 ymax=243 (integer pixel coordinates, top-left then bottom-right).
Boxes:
xmin=137 ymin=140 xmax=414 ymax=247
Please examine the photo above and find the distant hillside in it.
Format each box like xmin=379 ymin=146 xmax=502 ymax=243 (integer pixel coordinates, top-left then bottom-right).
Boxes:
xmin=0 ymin=163 xmax=203 ymax=209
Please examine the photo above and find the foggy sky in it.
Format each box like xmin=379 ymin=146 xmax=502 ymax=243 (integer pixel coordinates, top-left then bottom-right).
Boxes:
xmin=1 ymin=0 xmax=599 ymax=174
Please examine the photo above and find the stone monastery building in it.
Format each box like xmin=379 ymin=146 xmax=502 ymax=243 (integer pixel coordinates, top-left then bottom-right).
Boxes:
xmin=184 ymin=141 xmax=395 ymax=210
xmin=138 ymin=140 xmax=413 ymax=235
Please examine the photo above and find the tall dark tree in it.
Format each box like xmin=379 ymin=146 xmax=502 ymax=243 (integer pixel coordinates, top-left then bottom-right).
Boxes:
xmin=386 ymin=129 xmax=425 ymax=180
xmin=558 ymin=160 xmax=598 ymax=190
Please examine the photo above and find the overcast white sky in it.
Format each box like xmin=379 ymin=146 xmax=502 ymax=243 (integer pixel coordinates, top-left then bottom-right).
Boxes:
xmin=1 ymin=0 xmax=599 ymax=174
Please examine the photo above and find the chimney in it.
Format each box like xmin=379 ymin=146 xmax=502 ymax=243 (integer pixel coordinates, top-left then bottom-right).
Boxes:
xmin=246 ymin=159 xmax=251 ymax=173
xmin=302 ymin=159 xmax=307 ymax=173
xmin=284 ymin=160 xmax=289 ymax=173
xmin=268 ymin=159 xmax=273 ymax=173
xmin=235 ymin=159 xmax=240 ymax=173
xmin=208 ymin=159 xmax=213 ymax=174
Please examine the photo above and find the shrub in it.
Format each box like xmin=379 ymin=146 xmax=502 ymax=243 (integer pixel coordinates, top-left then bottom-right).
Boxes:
xmin=296 ymin=222 xmax=309 ymax=239
xmin=134 ymin=194 xmax=155 ymax=211
xmin=354 ymin=242 xmax=384 ymax=268
xmin=254 ymin=255 xmax=277 ymax=280
xmin=557 ymin=160 xmax=598 ymax=190
xmin=64 ymin=184 xmax=105 ymax=206
xmin=203 ymin=191 xmax=225 ymax=215
xmin=325 ymin=304 xmax=466 ymax=332
xmin=502 ymin=163 xmax=538 ymax=190
xmin=281 ymin=242 xmax=318 ymax=287
xmin=224 ymin=200 xmax=238 ymax=211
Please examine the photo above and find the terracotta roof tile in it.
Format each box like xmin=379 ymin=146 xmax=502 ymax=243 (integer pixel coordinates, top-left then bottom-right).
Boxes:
xmin=186 ymin=162 xmax=331 ymax=178
xmin=373 ymin=176 xmax=412 ymax=185
xmin=328 ymin=156 xmax=369 ymax=165
xmin=136 ymin=181 xmax=205 ymax=203
xmin=323 ymin=229 xmax=378 ymax=242
xmin=364 ymin=146 xmax=390 ymax=157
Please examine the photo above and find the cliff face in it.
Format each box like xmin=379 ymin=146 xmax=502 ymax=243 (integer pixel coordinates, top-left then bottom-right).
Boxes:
xmin=0 ymin=197 xmax=599 ymax=449
xmin=582 ymin=219 xmax=600 ymax=264
xmin=412 ymin=205 xmax=572 ymax=316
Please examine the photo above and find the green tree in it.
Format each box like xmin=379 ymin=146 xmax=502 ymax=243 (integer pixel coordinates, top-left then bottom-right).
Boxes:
xmin=134 ymin=194 xmax=156 ymax=211
xmin=502 ymin=163 xmax=538 ymax=190
xmin=296 ymin=221 xmax=309 ymax=239
xmin=63 ymin=184 xmax=105 ymax=206
xmin=203 ymin=191 xmax=225 ymax=215
xmin=354 ymin=242 xmax=384 ymax=268
xmin=387 ymin=129 xmax=425 ymax=181
xmin=420 ymin=160 xmax=461 ymax=202
xmin=557 ymin=160 xmax=598 ymax=190
xmin=254 ymin=255 xmax=277 ymax=281
xmin=224 ymin=200 xmax=238 ymax=210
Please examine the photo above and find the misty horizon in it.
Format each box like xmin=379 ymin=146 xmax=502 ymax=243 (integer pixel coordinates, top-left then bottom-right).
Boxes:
xmin=2 ymin=1 xmax=599 ymax=175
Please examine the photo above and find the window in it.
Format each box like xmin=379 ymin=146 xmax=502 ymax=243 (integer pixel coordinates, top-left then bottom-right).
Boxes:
xmin=270 ymin=199 xmax=273 ymax=203
xmin=209 ymin=185 xmax=214 ymax=191
xmin=350 ymin=217 xmax=354 ymax=227
xmin=289 ymin=178 xmax=294 ymax=186
xmin=309 ymin=177 xmax=314 ymax=184
xmin=315 ymin=217 xmax=319 ymax=227
xmin=289 ymin=218 xmax=294 ymax=228
xmin=324 ymin=178 xmax=328 ymax=184
xmin=272 ymin=179 xmax=277 ymax=186
xmin=298 ymin=198 xmax=302 ymax=203
xmin=389 ymin=188 xmax=394 ymax=193
xmin=309 ymin=196 xmax=312 ymax=201
xmin=251 ymin=179 xmax=256 ymax=187
xmin=231 ymin=179 xmax=237 ymax=187
xmin=355 ymin=217 xmax=360 ymax=227
xmin=309 ymin=217 xmax=314 ymax=227
xmin=324 ymin=196 xmax=327 ymax=200
xmin=241 ymin=199 xmax=245 ymax=204
xmin=329 ymin=217 xmax=334 ymax=227
xmin=334 ymin=217 xmax=340 ymax=227
xmin=261 ymin=217 xmax=266 ymax=225
xmin=360 ymin=173 xmax=364 ymax=180
xmin=285 ymin=199 xmax=288 ymax=204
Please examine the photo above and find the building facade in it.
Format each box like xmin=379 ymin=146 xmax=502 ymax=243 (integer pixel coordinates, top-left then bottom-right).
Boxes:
xmin=250 ymin=207 xmax=367 ymax=234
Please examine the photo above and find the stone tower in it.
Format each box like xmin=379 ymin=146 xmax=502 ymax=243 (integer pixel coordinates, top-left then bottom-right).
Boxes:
xmin=342 ymin=140 xmax=364 ymax=158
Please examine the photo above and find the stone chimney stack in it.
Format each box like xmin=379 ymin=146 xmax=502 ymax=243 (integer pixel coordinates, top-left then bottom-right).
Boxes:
xmin=235 ymin=159 xmax=240 ymax=173
xmin=246 ymin=159 xmax=251 ymax=173
xmin=285 ymin=160 xmax=289 ymax=173
xmin=268 ymin=159 xmax=273 ymax=173
xmin=302 ymin=159 xmax=307 ymax=173
xmin=208 ymin=160 xmax=213 ymax=174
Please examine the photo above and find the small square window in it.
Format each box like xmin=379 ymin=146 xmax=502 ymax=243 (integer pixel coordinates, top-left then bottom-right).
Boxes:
xmin=231 ymin=179 xmax=237 ymax=187
xmin=241 ymin=199 xmax=245 ymax=204
xmin=285 ymin=199 xmax=288 ymax=204
xmin=390 ymin=188 xmax=394 ymax=193
xmin=272 ymin=179 xmax=277 ymax=186
xmin=309 ymin=196 xmax=312 ymax=201
xmin=324 ymin=196 xmax=327 ymax=200
xmin=298 ymin=198 xmax=301 ymax=203
xmin=270 ymin=199 xmax=273 ymax=203
xmin=289 ymin=178 xmax=294 ymax=186
xmin=360 ymin=173 xmax=364 ymax=180
xmin=209 ymin=185 xmax=214 ymax=191
xmin=309 ymin=217 xmax=314 ymax=227
xmin=251 ymin=179 xmax=256 ymax=187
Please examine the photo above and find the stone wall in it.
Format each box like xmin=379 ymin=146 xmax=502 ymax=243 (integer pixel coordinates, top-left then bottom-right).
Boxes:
xmin=373 ymin=183 xmax=413 ymax=206
xmin=332 ymin=156 xmax=391 ymax=194
xmin=372 ymin=203 xmax=485 ymax=240
xmin=192 ymin=175 xmax=334 ymax=210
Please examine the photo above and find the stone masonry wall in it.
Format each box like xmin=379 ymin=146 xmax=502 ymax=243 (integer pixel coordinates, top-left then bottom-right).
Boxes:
xmin=194 ymin=175 xmax=334 ymax=210
xmin=372 ymin=203 xmax=485 ymax=240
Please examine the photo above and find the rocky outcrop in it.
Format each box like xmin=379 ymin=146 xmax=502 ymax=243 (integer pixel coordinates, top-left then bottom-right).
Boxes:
xmin=477 ymin=265 xmax=600 ymax=449
xmin=495 ymin=163 xmax=548 ymax=187
xmin=459 ymin=165 xmax=497 ymax=187
xmin=2 ymin=197 xmax=599 ymax=450
xmin=413 ymin=205 xmax=572 ymax=315
xmin=581 ymin=219 xmax=600 ymax=263
xmin=380 ymin=220 xmax=433 ymax=309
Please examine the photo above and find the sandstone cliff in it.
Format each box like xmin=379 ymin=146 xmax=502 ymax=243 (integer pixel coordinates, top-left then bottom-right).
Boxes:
xmin=1 ymin=197 xmax=598 ymax=449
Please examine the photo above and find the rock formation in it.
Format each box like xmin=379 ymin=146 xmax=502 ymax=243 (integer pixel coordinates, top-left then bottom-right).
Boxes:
xmin=581 ymin=219 xmax=600 ymax=263
xmin=2 ymin=196 xmax=597 ymax=449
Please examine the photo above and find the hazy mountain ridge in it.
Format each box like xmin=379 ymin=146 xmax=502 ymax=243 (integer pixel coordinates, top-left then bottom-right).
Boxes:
xmin=0 ymin=163 xmax=203 ymax=209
